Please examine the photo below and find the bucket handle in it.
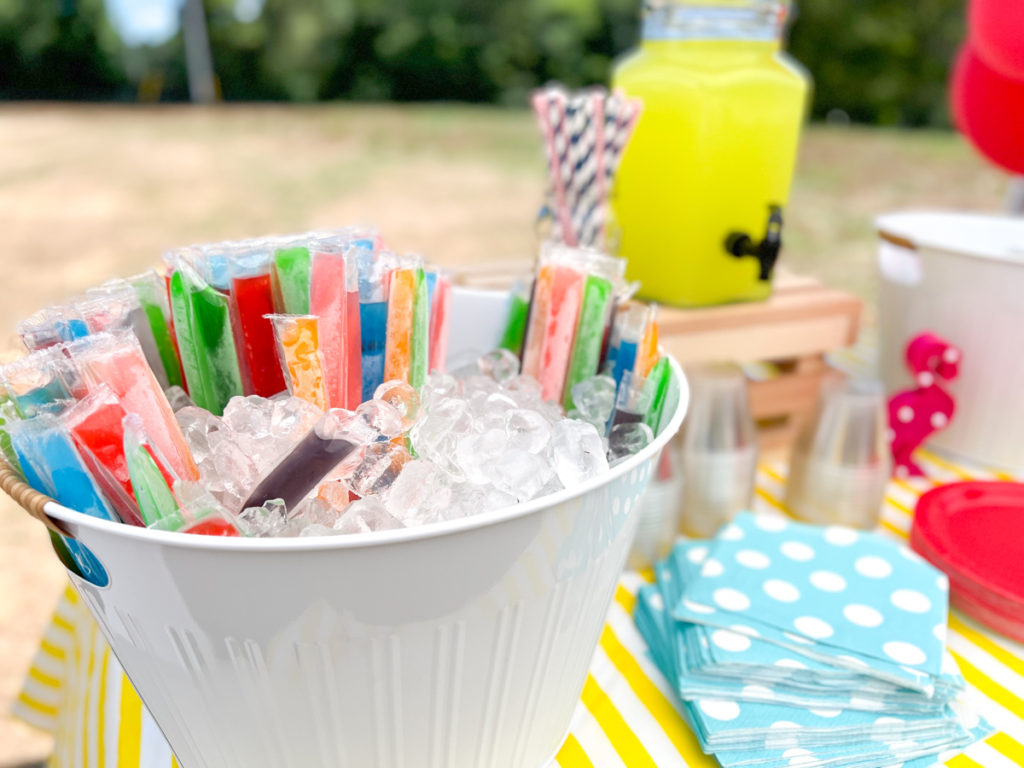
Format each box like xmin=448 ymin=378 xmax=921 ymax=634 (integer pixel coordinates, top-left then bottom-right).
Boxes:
xmin=0 ymin=457 xmax=76 ymax=539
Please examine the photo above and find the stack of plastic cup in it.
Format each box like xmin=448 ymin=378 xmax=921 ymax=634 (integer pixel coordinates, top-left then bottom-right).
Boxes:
xmin=678 ymin=363 xmax=757 ymax=538
xmin=785 ymin=378 xmax=891 ymax=529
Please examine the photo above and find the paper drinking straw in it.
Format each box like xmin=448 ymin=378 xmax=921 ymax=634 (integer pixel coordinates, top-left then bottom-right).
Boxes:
xmin=273 ymin=244 xmax=312 ymax=315
xmin=122 ymin=413 xmax=182 ymax=528
xmin=310 ymin=245 xmax=349 ymax=409
xmin=538 ymin=263 xmax=585 ymax=402
xmin=8 ymin=414 xmax=119 ymax=523
xmin=409 ymin=267 xmax=429 ymax=389
xmin=266 ymin=314 xmax=328 ymax=411
xmin=62 ymin=384 xmax=144 ymax=526
xmin=169 ymin=262 xmax=245 ymax=416
xmin=69 ymin=330 xmax=199 ymax=482
xmin=241 ymin=408 xmax=379 ymax=511
xmin=357 ymin=248 xmax=389 ymax=402
xmin=563 ymin=273 xmax=614 ymax=410
xmin=342 ymin=245 xmax=363 ymax=409
xmin=384 ymin=263 xmax=419 ymax=385
xmin=498 ymin=279 xmax=531 ymax=357
xmin=230 ymin=254 xmax=286 ymax=398
xmin=129 ymin=270 xmax=185 ymax=390
xmin=428 ymin=273 xmax=451 ymax=374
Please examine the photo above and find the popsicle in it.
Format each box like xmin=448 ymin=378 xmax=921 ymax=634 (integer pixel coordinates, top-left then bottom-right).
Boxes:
xmin=634 ymin=306 xmax=660 ymax=381
xmin=520 ymin=263 xmax=554 ymax=379
xmin=169 ymin=261 xmax=245 ymax=416
xmin=69 ymin=330 xmax=199 ymax=482
xmin=309 ymin=245 xmax=349 ymax=408
xmin=241 ymin=408 xmax=379 ymax=511
xmin=409 ymin=267 xmax=429 ymax=389
xmin=123 ymin=413 xmax=182 ymax=528
xmin=357 ymin=248 xmax=389 ymax=401
xmin=8 ymin=414 xmax=119 ymax=522
xmin=273 ymin=244 xmax=311 ymax=315
xmin=384 ymin=263 xmax=419 ymax=385
xmin=344 ymin=252 xmax=363 ymax=408
xmin=62 ymin=384 xmax=144 ymax=526
xmin=538 ymin=263 xmax=585 ymax=401
xmin=641 ymin=356 xmax=672 ymax=435
xmin=231 ymin=254 xmax=286 ymax=398
xmin=563 ymin=273 xmax=614 ymax=410
xmin=609 ymin=369 xmax=653 ymax=432
xmin=609 ymin=302 xmax=651 ymax=395
xmin=428 ymin=272 xmax=451 ymax=374
xmin=498 ymin=278 xmax=531 ymax=357
xmin=129 ymin=270 xmax=185 ymax=390
xmin=0 ymin=347 xmax=79 ymax=419
xmin=17 ymin=307 xmax=90 ymax=350
xmin=266 ymin=314 xmax=328 ymax=411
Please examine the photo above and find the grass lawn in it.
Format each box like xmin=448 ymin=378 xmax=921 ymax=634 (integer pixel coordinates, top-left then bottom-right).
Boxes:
xmin=0 ymin=104 xmax=1010 ymax=765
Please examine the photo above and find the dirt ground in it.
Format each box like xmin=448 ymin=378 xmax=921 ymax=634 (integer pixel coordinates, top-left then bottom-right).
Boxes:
xmin=0 ymin=104 xmax=1007 ymax=766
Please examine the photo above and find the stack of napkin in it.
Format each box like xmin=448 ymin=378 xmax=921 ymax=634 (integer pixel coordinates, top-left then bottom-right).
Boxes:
xmin=635 ymin=512 xmax=991 ymax=767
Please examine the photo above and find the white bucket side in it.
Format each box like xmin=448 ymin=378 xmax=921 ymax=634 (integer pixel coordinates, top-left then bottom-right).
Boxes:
xmin=42 ymin=287 xmax=689 ymax=768
xmin=877 ymin=213 xmax=1024 ymax=473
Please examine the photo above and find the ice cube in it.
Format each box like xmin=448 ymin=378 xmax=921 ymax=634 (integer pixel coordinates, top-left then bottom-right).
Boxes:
xmin=480 ymin=392 xmax=518 ymax=429
xmin=447 ymin=482 xmax=488 ymax=519
xmin=222 ymin=395 xmax=275 ymax=436
xmin=334 ymin=496 xmax=405 ymax=534
xmin=355 ymin=399 xmax=404 ymax=439
xmin=477 ymin=349 xmax=520 ymax=383
xmin=607 ymin=422 xmax=654 ymax=463
xmin=454 ymin=428 xmax=507 ymax=485
xmin=570 ymin=375 xmax=616 ymax=425
xmin=164 ymin=385 xmax=194 ymax=412
xmin=299 ymin=523 xmax=340 ymax=537
xmin=422 ymin=372 xmax=460 ymax=407
xmin=550 ymin=419 xmax=610 ymax=487
xmin=176 ymin=406 xmax=226 ymax=466
xmin=384 ymin=459 xmax=453 ymax=526
xmin=506 ymin=375 xmax=544 ymax=408
xmin=211 ymin=440 xmax=261 ymax=509
xmin=344 ymin=441 xmax=412 ymax=497
xmin=489 ymin=448 xmax=554 ymax=502
xmin=316 ymin=479 xmax=353 ymax=512
xmin=291 ymin=495 xmax=339 ymax=526
xmin=270 ymin=396 xmax=323 ymax=443
xmin=504 ymin=408 xmax=552 ymax=454
xmin=409 ymin=397 xmax=473 ymax=480
xmin=237 ymin=498 xmax=288 ymax=537
xmin=373 ymin=380 xmax=421 ymax=429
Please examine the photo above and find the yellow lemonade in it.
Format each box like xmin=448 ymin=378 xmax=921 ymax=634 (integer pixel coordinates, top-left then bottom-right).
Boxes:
xmin=612 ymin=2 xmax=810 ymax=306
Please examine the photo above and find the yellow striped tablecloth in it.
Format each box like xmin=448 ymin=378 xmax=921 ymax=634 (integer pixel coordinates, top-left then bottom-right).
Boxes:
xmin=14 ymin=450 xmax=1024 ymax=767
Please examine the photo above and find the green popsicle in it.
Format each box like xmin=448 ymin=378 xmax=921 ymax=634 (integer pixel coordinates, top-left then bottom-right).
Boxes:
xmin=273 ymin=246 xmax=311 ymax=315
xmin=409 ymin=267 xmax=429 ymax=390
xmin=499 ymin=281 xmax=530 ymax=356
xmin=130 ymin=271 xmax=185 ymax=390
xmin=124 ymin=414 xmax=183 ymax=529
xmin=563 ymin=274 xmax=613 ymax=411
xmin=641 ymin=356 xmax=672 ymax=435
xmin=169 ymin=264 xmax=243 ymax=415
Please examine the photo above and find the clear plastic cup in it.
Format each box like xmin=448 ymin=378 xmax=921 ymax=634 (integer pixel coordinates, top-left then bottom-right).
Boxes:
xmin=678 ymin=363 xmax=757 ymax=538
xmin=785 ymin=378 xmax=891 ymax=529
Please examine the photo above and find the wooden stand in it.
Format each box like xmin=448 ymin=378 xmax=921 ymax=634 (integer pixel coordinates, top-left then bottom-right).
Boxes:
xmin=451 ymin=265 xmax=862 ymax=453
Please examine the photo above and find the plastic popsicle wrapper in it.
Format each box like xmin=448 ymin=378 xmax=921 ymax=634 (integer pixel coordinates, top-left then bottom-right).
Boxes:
xmin=122 ymin=413 xmax=182 ymax=528
xmin=7 ymin=413 xmax=119 ymax=522
xmin=521 ymin=263 xmax=554 ymax=379
xmin=0 ymin=346 xmax=81 ymax=419
xmin=609 ymin=302 xmax=651 ymax=394
xmin=641 ymin=356 xmax=671 ymax=435
xmin=241 ymin=407 xmax=380 ymax=512
xmin=230 ymin=252 xmax=287 ymax=398
xmin=383 ymin=260 xmax=421 ymax=385
xmin=128 ymin=270 xmax=185 ymax=390
xmin=563 ymin=272 xmax=614 ymax=410
xmin=168 ymin=261 xmax=245 ymax=416
xmin=344 ymin=249 xmax=363 ymax=409
xmin=498 ymin=278 xmax=531 ymax=357
xmin=0 ymin=389 xmax=22 ymax=472
xmin=538 ymin=263 xmax=585 ymax=402
xmin=17 ymin=306 xmax=90 ymax=350
xmin=309 ymin=245 xmax=349 ymax=408
xmin=634 ymin=306 xmax=660 ymax=381
xmin=266 ymin=314 xmax=328 ymax=411
xmin=272 ymin=243 xmax=312 ymax=315
xmin=609 ymin=369 xmax=653 ymax=431
xmin=62 ymin=383 xmax=145 ymax=526
xmin=409 ymin=267 xmax=429 ymax=389
xmin=357 ymin=247 xmax=389 ymax=402
xmin=67 ymin=330 xmax=199 ymax=482
xmin=428 ymin=272 xmax=452 ymax=374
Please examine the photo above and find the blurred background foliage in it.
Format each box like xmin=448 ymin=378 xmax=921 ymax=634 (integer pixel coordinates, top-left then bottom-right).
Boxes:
xmin=0 ymin=0 xmax=966 ymax=126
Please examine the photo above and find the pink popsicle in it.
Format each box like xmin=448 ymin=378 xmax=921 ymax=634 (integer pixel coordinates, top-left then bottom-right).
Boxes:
xmin=310 ymin=249 xmax=348 ymax=409
xmin=538 ymin=265 xmax=585 ymax=401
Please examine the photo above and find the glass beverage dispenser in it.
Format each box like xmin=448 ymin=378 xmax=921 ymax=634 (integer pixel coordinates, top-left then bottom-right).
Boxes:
xmin=612 ymin=1 xmax=810 ymax=306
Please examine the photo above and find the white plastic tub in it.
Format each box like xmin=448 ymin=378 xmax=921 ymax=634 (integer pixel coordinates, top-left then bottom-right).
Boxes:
xmin=877 ymin=211 xmax=1024 ymax=473
xmin=32 ymin=288 xmax=688 ymax=768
